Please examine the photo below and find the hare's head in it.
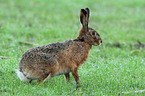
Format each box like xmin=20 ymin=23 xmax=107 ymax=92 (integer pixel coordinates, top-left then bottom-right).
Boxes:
xmin=77 ymin=8 xmax=102 ymax=46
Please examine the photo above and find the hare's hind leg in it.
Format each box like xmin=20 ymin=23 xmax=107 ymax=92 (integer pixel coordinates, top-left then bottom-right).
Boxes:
xmin=43 ymin=73 xmax=53 ymax=83
xmin=37 ymin=73 xmax=51 ymax=84
xmin=42 ymin=71 xmax=57 ymax=83
xmin=64 ymin=73 xmax=70 ymax=82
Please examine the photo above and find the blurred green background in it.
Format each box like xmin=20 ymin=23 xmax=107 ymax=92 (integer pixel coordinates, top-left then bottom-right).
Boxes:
xmin=0 ymin=0 xmax=145 ymax=95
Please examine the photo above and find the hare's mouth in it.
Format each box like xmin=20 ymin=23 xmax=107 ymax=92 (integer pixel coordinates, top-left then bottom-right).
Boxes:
xmin=99 ymin=43 xmax=101 ymax=46
xmin=95 ymin=40 xmax=102 ymax=46
xmin=93 ymin=42 xmax=102 ymax=46
xmin=93 ymin=43 xmax=100 ymax=46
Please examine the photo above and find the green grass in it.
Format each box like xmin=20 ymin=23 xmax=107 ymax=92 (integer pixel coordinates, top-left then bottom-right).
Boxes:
xmin=0 ymin=0 xmax=145 ymax=95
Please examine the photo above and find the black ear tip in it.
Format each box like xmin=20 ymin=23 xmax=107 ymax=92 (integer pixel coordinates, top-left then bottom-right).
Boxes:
xmin=85 ymin=8 xmax=89 ymax=10
xmin=85 ymin=8 xmax=90 ymax=12
xmin=81 ymin=9 xmax=85 ymax=12
xmin=81 ymin=9 xmax=87 ymax=15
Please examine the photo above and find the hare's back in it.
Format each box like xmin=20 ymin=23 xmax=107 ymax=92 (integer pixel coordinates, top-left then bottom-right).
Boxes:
xmin=18 ymin=41 xmax=72 ymax=69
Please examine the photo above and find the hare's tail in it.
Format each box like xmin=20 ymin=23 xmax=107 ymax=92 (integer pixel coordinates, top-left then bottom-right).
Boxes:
xmin=15 ymin=69 xmax=30 ymax=82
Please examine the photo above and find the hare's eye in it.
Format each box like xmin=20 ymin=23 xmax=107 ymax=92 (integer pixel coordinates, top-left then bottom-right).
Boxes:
xmin=92 ymin=32 xmax=96 ymax=35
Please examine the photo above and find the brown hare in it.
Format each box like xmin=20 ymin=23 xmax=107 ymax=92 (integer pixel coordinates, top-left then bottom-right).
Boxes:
xmin=16 ymin=8 xmax=102 ymax=86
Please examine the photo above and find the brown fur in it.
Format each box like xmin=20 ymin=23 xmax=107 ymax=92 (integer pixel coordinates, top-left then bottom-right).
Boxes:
xmin=18 ymin=8 xmax=102 ymax=85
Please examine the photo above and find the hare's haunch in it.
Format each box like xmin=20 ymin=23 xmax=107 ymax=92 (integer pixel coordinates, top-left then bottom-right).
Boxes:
xmin=16 ymin=8 xmax=102 ymax=85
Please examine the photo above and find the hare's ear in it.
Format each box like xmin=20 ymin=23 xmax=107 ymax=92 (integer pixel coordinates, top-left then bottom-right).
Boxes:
xmin=85 ymin=8 xmax=90 ymax=21
xmin=80 ymin=8 xmax=90 ymax=33
xmin=80 ymin=9 xmax=87 ymax=27
xmin=85 ymin=8 xmax=90 ymax=31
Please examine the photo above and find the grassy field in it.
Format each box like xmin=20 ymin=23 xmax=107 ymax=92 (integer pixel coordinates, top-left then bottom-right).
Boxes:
xmin=0 ymin=0 xmax=145 ymax=95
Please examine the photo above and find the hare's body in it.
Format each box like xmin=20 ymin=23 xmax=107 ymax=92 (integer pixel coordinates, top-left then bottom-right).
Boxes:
xmin=18 ymin=39 xmax=91 ymax=82
xmin=17 ymin=8 xmax=102 ymax=85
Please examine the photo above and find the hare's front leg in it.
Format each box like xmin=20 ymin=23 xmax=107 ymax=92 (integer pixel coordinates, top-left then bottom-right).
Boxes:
xmin=72 ymin=68 xmax=81 ymax=85
xmin=64 ymin=73 xmax=70 ymax=81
